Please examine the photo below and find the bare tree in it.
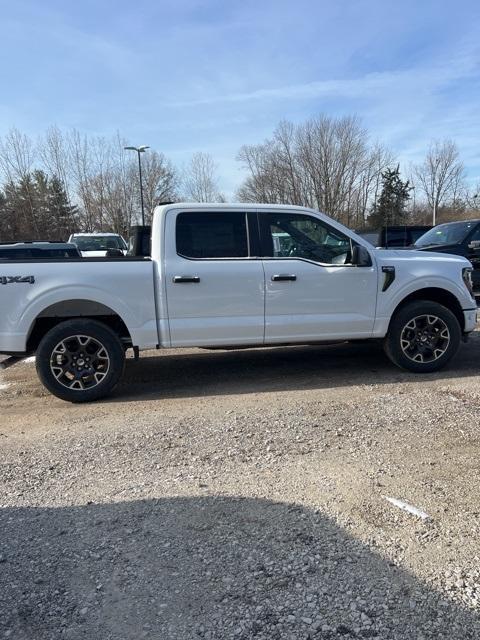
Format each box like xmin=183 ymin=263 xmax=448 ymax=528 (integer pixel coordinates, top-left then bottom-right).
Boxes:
xmin=38 ymin=126 xmax=77 ymax=230
xmin=464 ymin=183 xmax=480 ymax=212
xmin=183 ymin=152 xmax=224 ymax=202
xmin=237 ymin=142 xmax=282 ymax=204
xmin=141 ymin=151 xmax=179 ymax=222
xmin=237 ymin=115 xmax=392 ymax=226
xmin=414 ymin=139 xmax=465 ymax=225
xmin=0 ymin=128 xmax=40 ymax=234
xmin=0 ymin=126 xmax=183 ymax=239
xmin=66 ymin=131 xmax=134 ymax=233
xmin=38 ymin=126 xmax=71 ymax=197
xmin=67 ymin=129 xmax=97 ymax=231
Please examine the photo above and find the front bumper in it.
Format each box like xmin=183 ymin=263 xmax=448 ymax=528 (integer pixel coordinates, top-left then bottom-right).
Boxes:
xmin=463 ymin=308 xmax=478 ymax=333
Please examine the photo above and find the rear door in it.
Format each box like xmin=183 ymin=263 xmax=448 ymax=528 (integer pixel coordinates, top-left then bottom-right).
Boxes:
xmin=259 ymin=210 xmax=378 ymax=342
xmin=164 ymin=209 xmax=265 ymax=347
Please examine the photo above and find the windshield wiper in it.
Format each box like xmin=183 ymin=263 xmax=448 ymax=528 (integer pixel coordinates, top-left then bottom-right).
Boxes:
xmin=415 ymin=243 xmax=447 ymax=249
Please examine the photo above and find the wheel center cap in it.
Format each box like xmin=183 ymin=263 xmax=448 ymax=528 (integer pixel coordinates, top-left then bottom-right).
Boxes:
xmin=77 ymin=358 xmax=85 ymax=366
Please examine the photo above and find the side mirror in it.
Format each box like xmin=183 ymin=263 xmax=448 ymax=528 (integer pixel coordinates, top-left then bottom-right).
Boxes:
xmin=352 ymin=244 xmax=372 ymax=267
xmin=468 ymin=240 xmax=480 ymax=251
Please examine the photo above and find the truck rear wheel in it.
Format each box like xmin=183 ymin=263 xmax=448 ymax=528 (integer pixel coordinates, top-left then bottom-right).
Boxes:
xmin=36 ymin=319 xmax=125 ymax=402
xmin=384 ymin=300 xmax=461 ymax=373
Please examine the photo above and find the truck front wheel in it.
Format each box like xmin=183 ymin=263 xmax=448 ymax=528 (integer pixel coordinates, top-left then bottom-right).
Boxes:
xmin=36 ymin=319 xmax=125 ymax=402
xmin=384 ymin=300 xmax=461 ymax=373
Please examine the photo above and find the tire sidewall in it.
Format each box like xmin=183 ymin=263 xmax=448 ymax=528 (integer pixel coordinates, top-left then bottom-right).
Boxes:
xmin=386 ymin=301 xmax=461 ymax=373
xmin=36 ymin=319 xmax=125 ymax=402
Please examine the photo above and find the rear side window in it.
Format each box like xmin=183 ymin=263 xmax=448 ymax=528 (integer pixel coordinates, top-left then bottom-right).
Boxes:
xmin=383 ymin=229 xmax=408 ymax=247
xmin=30 ymin=248 xmax=79 ymax=258
xmin=176 ymin=212 xmax=248 ymax=258
xmin=0 ymin=248 xmax=32 ymax=259
xmin=409 ymin=229 xmax=428 ymax=244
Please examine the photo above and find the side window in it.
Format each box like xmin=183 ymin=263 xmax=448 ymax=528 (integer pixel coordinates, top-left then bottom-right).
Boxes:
xmin=409 ymin=229 xmax=428 ymax=245
xmin=1 ymin=248 xmax=31 ymax=259
xmin=33 ymin=248 xmax=75 ymax=259
xmin=384 ymin=229 xmax=408 ymax=247
xmin=261 ymin=213 xmax=352 ymax=265
xmin=176 ymin=212 xmax=249 ymax=259
xmin=468 ymin=226 xmax=480 ymax=243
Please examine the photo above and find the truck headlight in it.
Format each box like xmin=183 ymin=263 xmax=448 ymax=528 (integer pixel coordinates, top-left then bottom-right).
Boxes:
xmin=462 ymin=267 xmax=474 ymax=297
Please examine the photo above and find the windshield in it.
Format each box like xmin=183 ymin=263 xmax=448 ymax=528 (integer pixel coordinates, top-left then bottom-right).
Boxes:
xmin=72 ymin=235 xmax=126 ymax=252
xmin=414 ymin=221 xmax=476 ymax=248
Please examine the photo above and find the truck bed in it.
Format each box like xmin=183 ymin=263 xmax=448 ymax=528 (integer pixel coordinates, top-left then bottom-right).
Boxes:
xmin=0 ymin=258 xmax=158 ymax=353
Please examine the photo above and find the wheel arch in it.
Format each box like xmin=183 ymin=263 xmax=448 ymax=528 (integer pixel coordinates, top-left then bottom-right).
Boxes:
xmin=389 ymin=287 xmax=465 ymax=332
xmin=26 ymin=299 xmax=132 ymax=352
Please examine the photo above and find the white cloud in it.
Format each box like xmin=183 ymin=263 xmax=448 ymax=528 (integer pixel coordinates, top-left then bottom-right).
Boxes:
xmin=166 ymin=42 xmax=478 ymax=108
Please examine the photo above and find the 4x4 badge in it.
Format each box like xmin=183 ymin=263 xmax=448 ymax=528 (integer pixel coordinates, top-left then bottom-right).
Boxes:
xmin=0 ymin=275 xmax=35 ymax=285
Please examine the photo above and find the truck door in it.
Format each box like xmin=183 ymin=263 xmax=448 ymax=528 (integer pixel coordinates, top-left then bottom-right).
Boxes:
xmin=164 ymin=209 xmax=265 ymax=347
xmin=259 ymin=211 xmax=378 ymax=342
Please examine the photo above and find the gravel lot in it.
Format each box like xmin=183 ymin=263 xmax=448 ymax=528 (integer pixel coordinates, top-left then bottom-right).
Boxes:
xmin=1 ymin=335 xmax=479 ymax=639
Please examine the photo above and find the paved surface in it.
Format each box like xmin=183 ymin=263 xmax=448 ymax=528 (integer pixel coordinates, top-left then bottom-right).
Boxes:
xmin=0 ymin=336 xmax=479 ymax=639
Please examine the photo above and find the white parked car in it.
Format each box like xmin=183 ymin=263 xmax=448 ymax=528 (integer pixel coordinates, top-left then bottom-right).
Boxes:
xmin=0 ymin=203 xmax=477 ymax=402
xmin=68 ymin=232 xmax=127 ymax=257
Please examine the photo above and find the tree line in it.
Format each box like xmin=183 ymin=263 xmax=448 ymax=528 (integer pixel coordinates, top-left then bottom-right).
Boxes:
xmin=237 ymin=116 xmax=478 ymax=229
xmin=0 ymin=128 xmax=223 ymax=241
xmin=0 ymin=118 xmax=478 ymax=242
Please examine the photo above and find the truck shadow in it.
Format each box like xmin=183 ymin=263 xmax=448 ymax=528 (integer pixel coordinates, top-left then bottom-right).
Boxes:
xmin=112 ymin=334 xmax=479 ymax=402
xmin=0 ymin=497 xmax=480 ymax=640
xmin=0 ymin=496 xmax=478 ymax=639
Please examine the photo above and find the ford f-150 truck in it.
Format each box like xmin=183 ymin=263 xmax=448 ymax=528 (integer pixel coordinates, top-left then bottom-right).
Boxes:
xmin=0 ymin=203 xmax=477 ymax=402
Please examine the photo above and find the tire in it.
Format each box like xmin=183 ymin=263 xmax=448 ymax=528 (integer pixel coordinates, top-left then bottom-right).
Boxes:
xmin=384 ymin=300 xmax=461 ymax=373
xmin=36 ymin=319 xmax=125 ymax=402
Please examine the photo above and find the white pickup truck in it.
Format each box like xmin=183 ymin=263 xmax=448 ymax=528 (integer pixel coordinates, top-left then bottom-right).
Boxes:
xmin=0 ymin=203 xmax=477 ymax=402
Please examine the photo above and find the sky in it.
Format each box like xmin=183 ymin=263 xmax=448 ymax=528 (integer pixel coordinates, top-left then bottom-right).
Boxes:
xmin=0 ymin=0 xmax=479 ymax=197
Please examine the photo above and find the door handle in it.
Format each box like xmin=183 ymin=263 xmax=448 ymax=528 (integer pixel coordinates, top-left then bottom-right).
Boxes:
xmin=271 ymin=274 xmax=297 ymax=282
xmin=173 ymin=275 xmax=200 ymax=283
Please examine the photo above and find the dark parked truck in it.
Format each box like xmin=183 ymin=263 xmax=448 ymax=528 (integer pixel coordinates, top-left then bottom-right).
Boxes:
xmin=357 ymin=226 xmax=432 ymax=249
xmin=0 ymin=203 xmax=477 ymax=402
xmin=413 ymin=220 xmax=480 ymax=292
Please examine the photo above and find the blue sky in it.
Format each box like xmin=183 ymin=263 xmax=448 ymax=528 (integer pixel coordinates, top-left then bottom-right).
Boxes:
xmin=0 ymin=0 xmax=479 ymax=196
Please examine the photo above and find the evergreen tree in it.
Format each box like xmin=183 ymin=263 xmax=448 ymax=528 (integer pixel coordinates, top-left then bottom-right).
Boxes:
xmin=0 ymin=171 xmax=78 ymax=241
xmin=1 ymin=175 xmax=38 ymax=240
xmin=0 ymin=189 xmax=13 ymax=242
xmin=368 ymin=165 xmax=412 ymax=228
xmin=47 ymin=175 xmax=78 ymax=239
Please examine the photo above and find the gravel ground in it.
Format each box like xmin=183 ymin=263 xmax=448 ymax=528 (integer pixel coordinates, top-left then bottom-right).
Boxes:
xmin=0 ymin=335 xmax=479 ymax=639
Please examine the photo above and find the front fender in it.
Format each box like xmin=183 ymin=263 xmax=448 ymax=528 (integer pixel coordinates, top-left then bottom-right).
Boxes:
xmin=373 ymin=274 xmax=472 ymax=337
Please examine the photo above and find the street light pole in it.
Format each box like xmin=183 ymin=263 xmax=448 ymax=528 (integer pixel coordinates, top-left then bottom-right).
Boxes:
xmin=137 ymin=150 xmax=145 ymax=226
xmin=124 ymin=145 xmax=150 ymax=226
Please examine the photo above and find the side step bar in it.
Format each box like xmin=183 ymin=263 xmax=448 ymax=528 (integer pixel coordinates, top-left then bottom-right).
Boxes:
xmin=0 ymin=356 xmax=27 ymax=370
